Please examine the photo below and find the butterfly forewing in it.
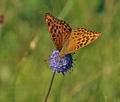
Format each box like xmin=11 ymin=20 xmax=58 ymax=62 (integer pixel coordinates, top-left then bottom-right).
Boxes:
xmin=45 ymin=13 xmax=72 ymax=51
xmin=60 ymin=28 xmax=101 ymax=56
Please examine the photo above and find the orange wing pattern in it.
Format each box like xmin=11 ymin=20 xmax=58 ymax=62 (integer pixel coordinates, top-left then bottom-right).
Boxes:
xmin=45 ymin=13 xmax=102 ymax=57
xmin=45 ymin=13 xmax=72 ymax=51
xmin=60 ymin=28 xmax=101 ymax=56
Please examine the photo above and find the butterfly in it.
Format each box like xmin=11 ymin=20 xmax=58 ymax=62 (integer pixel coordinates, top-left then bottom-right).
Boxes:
xmin=45 ymin=13 xmax=101 ymax=57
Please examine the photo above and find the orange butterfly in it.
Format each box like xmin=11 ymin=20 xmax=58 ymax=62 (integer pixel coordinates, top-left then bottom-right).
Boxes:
xmin=45 ymin=13 xmax=101 ymax=57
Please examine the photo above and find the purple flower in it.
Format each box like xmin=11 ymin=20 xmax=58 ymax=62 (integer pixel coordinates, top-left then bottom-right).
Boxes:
xmin=49 ymin=50 xmax=73 ymax=74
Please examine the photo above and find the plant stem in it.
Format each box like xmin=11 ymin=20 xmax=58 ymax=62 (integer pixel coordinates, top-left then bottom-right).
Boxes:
xmin=44 ymin=71 xmax=56 ymax=102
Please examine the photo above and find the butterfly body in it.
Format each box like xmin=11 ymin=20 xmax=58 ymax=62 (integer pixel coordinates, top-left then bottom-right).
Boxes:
xmin=45 ymin=13 xmax=101 ymax=57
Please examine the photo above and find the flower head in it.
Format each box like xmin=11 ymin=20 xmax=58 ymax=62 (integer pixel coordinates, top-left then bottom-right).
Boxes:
xmin=49 ymin=50 xmax=73 ymax=74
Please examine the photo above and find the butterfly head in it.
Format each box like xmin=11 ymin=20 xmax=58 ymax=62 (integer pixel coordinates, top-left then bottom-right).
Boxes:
xmin=59 ymin=49 xmax=67 ymax=58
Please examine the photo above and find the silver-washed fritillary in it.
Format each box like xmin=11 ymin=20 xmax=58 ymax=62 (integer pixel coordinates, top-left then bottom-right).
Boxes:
xmin=45 ymin=13 xmax=101 ymax=57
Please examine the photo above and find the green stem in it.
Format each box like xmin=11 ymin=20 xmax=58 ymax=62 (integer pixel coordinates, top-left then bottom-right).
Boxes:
xmin=44 ymin=72 xmax=56 ymax=102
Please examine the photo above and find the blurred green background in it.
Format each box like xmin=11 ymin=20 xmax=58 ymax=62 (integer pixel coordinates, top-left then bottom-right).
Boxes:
xmin=0 ymin=0 xmax=120 ymax=102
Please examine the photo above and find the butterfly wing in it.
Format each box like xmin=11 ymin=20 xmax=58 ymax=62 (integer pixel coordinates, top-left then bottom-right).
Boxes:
xmin=45 ymin=13 xmax=72 ymax=51
xmin=60 ymin=28 xmax=101 ymax=57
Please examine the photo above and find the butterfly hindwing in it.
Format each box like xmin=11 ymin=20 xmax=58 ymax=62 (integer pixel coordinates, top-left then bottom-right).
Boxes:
xmin=45 ymin=13 xmax=72 ymax=51
xmin=60 ymin=28 xmax=101 ymax=56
